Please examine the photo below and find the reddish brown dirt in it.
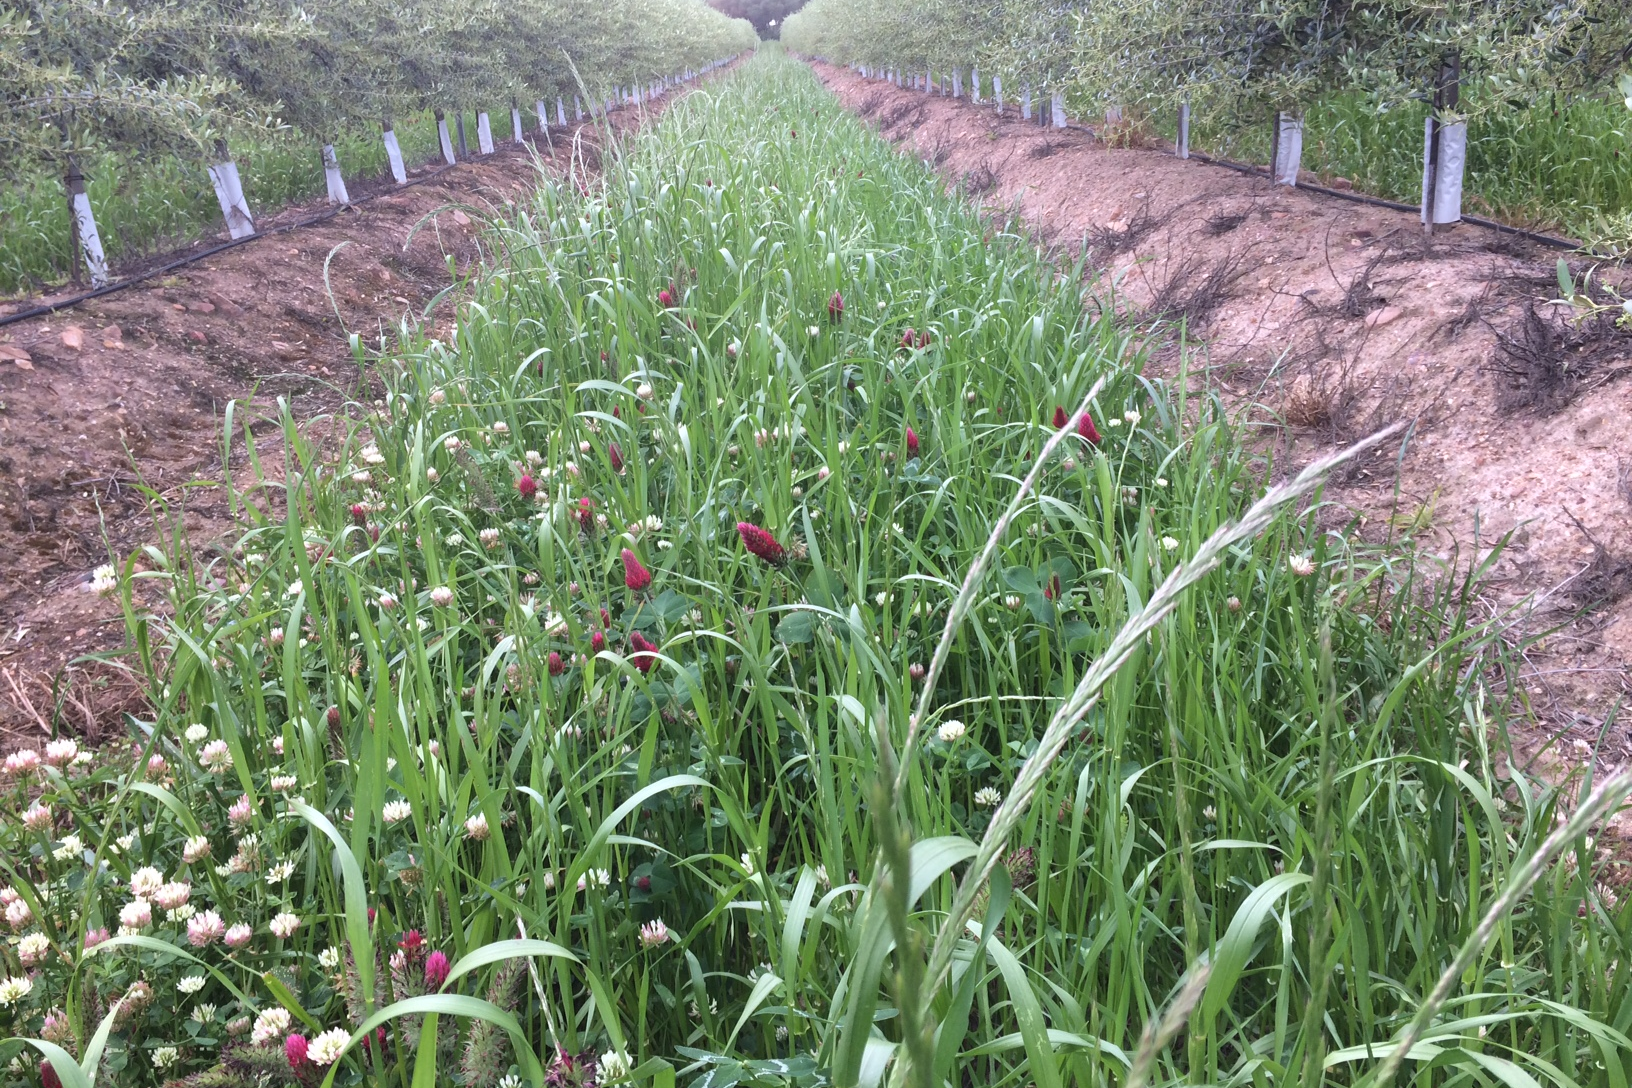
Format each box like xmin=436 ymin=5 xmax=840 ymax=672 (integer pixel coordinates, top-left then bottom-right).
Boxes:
xmin=813 ymin=63 xmax=1632 ymax=767
xmin=0 ymin=114 xmax=649 ymax=748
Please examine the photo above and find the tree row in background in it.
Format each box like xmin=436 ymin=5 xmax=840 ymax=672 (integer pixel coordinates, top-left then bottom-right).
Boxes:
xmin=781 ymin=0 xmax=1632 ymax=244
xmin=2 ymin=0 xmax=757 ymax=174
xmin=783 ymin=0 xmax=1631 ymax=122
xmin=0 ymin=0 xmax=759 ymax=292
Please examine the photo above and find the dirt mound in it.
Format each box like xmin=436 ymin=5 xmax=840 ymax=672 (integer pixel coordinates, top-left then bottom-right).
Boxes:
xmin=0 ymin=116 xmax=646 ymax=747
xmin=815 ymin=63 xmax=1632 ymax=757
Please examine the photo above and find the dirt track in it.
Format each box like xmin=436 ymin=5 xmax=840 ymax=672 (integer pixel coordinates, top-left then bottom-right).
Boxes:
xmin=811 ymin=62 xmax=1632 ymax=757
xmin=0 ymin=115 xmax=640 ymax=746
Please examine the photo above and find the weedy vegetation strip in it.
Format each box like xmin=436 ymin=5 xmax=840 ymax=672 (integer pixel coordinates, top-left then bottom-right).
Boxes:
xmin=2 ymin=48 xmax=1628 ymax=1088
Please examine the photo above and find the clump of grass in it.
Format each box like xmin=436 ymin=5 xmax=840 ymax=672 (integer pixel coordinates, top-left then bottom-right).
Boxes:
xmin=1 ymin=48 xmax=1627 ymax=1088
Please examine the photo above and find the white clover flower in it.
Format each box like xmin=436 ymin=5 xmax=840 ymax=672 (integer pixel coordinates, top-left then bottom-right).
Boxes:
xmin=270 ymin=912 xmax=301 ymax=939
xmin=184 ymin=723 xmax=209 ymax=744
xmin=377 ymin=591 xmax=398 ymax=611
xmin=130 ymin=866 xmax=164 ymax=898
xmin=225 ymin=923 xmax=253 ymax=948
xmin=639 ymin=918 xmax=670 ymax=947
xmin=0 ymin=975 xmax=33 ymax=1006
xmin=177 ymin=975 xmax=207 ymax=995
xmin=319 ymin=946 xmax=341 ymax=970
xmin=151 ymin=1047 xmax=179 ymax=1069
xmin=119 ymin=899 xmax=152 ymax=930
xmin=1155 ymin=477 xmax=1169 ymax=488
xmin=52 ymin=835 xmax=83 ymax=862
xmin=382 ymin=800 xmax=413 ymax=825
xmin=90 ymin=564 xmax=119 ymax=596
xmin=191 ymin=1002 xmax=217 ymax=1024
xmin=1124 ymin=409 xmax=1141 ymax=425
xmin=360 ymin=444 xmax=386 ymax=465
xmin=974 ymin=787 xmax=1003 ymax=807
xmin=464 ymin=812 xmax=491 ymax=841
xmin=1161 ymin=536 xmax=1180 ymax=552
xmin=937 ymin=719 xmax=967 ymax=743
xmin=600 ymin=1050 xmax=632 ymax=1083
xmin=308 ymin=1027 xmax=352 ymax=1066
xmin=115 ymin=832 xmax=136 ymax=853
xmin=17 ymin=932 xmax=51 ymax=966
xmin=44 ymin=738 xmax=78 ymax=766
xmin=635 ymin=383 xmax=653 ymax=399
xmin=285 ymin=580 xmax=303 ymax=598
xmin=577 ymin=867 xmax=611 ymax=891
xmin=187 ymin=909 xmax=225 ymax=947
xmin=1289 ymin=553 xmax=1317 ymax=577
xmin=444 ymin=436 xmax=461 ymax=452
xmin=740 ymin=852 xmax=756 ymax=876
xmin=153 ymin=882 xmax=191 ymax=910
xmin=271 ymin=775 xmax=298 ymax=793
xmin=429 ymin=388 xmax=446 ymax=405
xmin=199 ymin=740 xmax=233 ymax=774
xmin=479 ymin=527 xmax=502 ymax=550
xmin=182 ymin=835 xmax=212 ymax=864
xmin=267 ymin=860 xmax=296 ymax=885
xmin=430 ymin=586 xmax=455 ymax=607
xmin=252 ymin=1007 xmax=292 ymax=1046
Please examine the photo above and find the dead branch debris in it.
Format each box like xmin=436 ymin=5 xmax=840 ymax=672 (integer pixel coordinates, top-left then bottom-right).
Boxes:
xmin=1489 ymin=304 xmax=1632 ymax=415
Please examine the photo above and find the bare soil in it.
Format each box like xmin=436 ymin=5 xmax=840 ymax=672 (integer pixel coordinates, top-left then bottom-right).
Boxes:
xmin=0 ymin=115 xmax=643 ymax=748
xmin=813 ymin=63 xmax=1632 ymax=769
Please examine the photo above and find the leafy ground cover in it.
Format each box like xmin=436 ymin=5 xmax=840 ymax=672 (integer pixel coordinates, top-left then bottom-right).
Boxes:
xmin=2 ymin=48 xmax=1628 ymax=1088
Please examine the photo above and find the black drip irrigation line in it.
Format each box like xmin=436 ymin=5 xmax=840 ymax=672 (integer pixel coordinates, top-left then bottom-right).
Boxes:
xmin=1186 ymin=150 xmax=1579 ymax=251
xmin=844 ymin=66 xmax=1584 ymax=255
xmin=0 ymin=160 xmax=464 ymax=329
xmin=0 ymin=78 xmax=713 ymax=331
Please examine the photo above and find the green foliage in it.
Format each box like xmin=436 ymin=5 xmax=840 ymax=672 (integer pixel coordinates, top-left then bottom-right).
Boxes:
xmin=0 ymin=0 xmax=755 ymax=292
xmin=2 ymin=49 xmax=1629 ymax=1088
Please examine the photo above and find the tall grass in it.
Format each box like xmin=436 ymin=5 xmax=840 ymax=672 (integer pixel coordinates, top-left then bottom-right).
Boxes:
xmin=2 ymin=48 xmax=1628 ymax=1088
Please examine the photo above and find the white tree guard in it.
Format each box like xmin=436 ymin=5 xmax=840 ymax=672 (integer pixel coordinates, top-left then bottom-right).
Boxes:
xmin=1272 ymin=113 xmax=1303 ymax=186
xmin=437 ymin=117 xmax=456 ymax=165
xmin=1051 ymin=92 xmax=1065 ymax=129
xmin=1422 ymin=119 xmax=1466 ymax=227
xmin=1022 ymin=84 xmax=1032 ymax=120
xmin=538 ymin=100 xmax=551 ymax=129
xmin=1177 ymin=102 xmax=1190 ymax=159
xmin=322 ymin=144 xmax=350 ymax=203
xmin=558 ymin=98 xmax=567 ymax=125
xmin=1105 ymin=105 xmax=1122 ymax=125
xmin=953 ymin=70 xmax=962 ymax=98
xmin=994 ymin=76 xmax=1003 ymax=114
xmin=69 ymin=189 xmax=109 ymax=287
xmin=383 ymin=127 xmax=407 ymax=183
xmin=575 ymin=96 xmax=584 ymax=121
xmin=476 ymin=112 xmax=495 ymax=155
xmin=511 ymin=108 xmax=524 ymax=144
xmin=972 ymin=68 xmax=981 ymax=103
xmin=208 ymin=157 xmax=255 ymax=239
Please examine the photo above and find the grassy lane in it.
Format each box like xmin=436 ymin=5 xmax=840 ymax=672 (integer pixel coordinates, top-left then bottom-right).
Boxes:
xmin=3 ymin=47 xmax=1627 ymax=1088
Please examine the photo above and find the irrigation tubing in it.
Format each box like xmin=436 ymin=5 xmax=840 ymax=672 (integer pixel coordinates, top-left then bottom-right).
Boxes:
xmin=1185 ymin=150 xmax=1580 ymax=251
xmin=0 ymin=160 xmax=467 ymax=330
xmin=853 ymin=67 xmax=1583 ymax=254
xmin=0 ymin=80 xmax=707 ymax=331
